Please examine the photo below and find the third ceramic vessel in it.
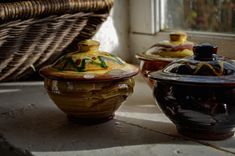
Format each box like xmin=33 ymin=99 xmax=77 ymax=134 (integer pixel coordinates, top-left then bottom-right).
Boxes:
xmin=136 ymin=32 xmax=194 ymax=88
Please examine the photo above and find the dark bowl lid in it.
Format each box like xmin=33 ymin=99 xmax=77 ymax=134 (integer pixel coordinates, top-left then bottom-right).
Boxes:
xmin=149 ymin=43 xmax=235 ymax=85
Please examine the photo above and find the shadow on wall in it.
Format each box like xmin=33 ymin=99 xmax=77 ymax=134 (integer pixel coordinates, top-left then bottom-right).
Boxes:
xmin=93 ymin=0 xmax=130 ymax=62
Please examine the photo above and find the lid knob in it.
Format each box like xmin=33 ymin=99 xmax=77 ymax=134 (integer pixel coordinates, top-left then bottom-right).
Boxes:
xmin=193 ymin=43 xmax=218 ymax=61
xmin=78 ymin=40 xmax=100 ymax=52
xmin=170 ymin=32 xmax=187 ymax=42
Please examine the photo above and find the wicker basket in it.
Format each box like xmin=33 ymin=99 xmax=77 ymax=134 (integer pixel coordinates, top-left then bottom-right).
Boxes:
xmin=0 ymin=0 xmax=113 ymax=81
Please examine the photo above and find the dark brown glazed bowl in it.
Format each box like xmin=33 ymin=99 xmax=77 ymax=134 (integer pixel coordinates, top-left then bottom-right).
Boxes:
xmin=149 ymin=44 xmax=235 ymax=140
xmin=136 ymin=32 xmax=194 ymax=88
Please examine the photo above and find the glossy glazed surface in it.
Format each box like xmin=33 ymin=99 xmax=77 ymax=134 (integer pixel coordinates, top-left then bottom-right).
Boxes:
xmin=139 ymin=59 xmax=171 ymax=88
xmin=149 ymin=44 xmax=235 ymax=85
xmin=153 ymin=81 xmax=235 ymax=140
xmin=44 ymin=78 xmax=135 ymax=122
xmin=40 ymin=40 xmax=139 ymax=81
xmin=147 ymin=32 xmax=194 ymax=58
xmin=40 ymin=40 xmax=139 ymax=123
xmin=149 ymin=44 xmax=235 ymax=140
xmin=136 ymin=32 xmax=194 ymax=89
xmin=162 ymin=44 xmax=235 ymax=78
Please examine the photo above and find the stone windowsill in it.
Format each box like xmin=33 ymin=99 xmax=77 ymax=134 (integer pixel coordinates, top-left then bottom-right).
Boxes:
xmin=0 ymin=75 xmax=235 ymax=156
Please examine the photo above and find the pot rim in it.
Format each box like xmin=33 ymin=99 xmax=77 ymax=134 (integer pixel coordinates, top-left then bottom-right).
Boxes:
xmin=40 ymin=63 xmax=139 ymax=82
xmin=149 ymin=70 xmax=235 ymax=86
xmin=135 ymin=52 xmax=175 ymax=62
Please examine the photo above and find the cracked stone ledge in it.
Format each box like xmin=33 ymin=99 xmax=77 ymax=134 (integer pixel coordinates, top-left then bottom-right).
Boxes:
xmin=0 ymin=134 xmax=33 ymax=156
xmin=118 ymin=120 xmax=235 ymax=155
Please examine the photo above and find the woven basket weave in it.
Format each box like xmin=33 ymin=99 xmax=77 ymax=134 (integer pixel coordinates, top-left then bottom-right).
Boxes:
xmin=0 ymin=0 xmax=113 ymax=81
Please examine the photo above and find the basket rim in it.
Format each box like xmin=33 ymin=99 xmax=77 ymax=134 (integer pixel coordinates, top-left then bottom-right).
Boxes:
xmin=0 ymin=0 xmax=113 ymax=24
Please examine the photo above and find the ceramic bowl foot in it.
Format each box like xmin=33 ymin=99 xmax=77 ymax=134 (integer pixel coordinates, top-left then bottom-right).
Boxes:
xmin=67 ymin=114 xmax=114 ymax=124
xmin=177 ymin=127 xmax=234 ymax=140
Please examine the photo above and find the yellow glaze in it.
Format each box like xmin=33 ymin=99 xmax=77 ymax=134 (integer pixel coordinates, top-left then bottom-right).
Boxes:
xmin=44 ymin=78 xmax=135 ymax=120
xmin=155 ymin=49 xmax=193 ymax=58
xmin=40 ymin=40 xmax=139 ymax=123
xmin=40 ymin=40 xmax=138 ymax=81
xmin=146 ymin=31 xmax=194 ymax=58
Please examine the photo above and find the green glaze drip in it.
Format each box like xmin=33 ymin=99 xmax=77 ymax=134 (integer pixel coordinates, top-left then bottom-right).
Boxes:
xmin=67 ymin=58 xmax=81 ymax=72
xmin=77 ymin=59 xmax=87 ymax=72
xmin=54 ymin=55 xmax=125 ymax=72
xmin=98 ymin=56 xmax=108 ymax=68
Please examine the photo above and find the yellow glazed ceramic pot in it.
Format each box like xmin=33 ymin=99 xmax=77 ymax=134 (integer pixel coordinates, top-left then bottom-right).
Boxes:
xmin=40 ymin=40 xmax=139 ymax=123
xmin=136 ymin=32 xmax=194 ymax=88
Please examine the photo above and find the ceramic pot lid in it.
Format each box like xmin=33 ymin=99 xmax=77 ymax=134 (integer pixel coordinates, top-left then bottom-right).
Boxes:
xmin=149 ymin=43 xmax=235 ymax=85
xmin=136 ymin=32 xmax=194 ymax=61
xmin=40 ymin=40 xmax=139 ymax=81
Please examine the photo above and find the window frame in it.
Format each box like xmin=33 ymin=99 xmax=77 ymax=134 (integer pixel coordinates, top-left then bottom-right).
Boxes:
xmin=130 ymin=0 xmax=235 ymax=62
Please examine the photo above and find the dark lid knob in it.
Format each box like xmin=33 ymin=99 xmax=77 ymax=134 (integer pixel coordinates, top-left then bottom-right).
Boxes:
xmin=193 ymin=43 xmax=218 ymax=61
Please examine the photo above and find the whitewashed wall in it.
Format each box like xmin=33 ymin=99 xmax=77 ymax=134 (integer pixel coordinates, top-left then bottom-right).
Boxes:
xmin=93 ymin=0 xmax=130 ymax=61
xmin=94 ymin=0 xmax=235 ymax=63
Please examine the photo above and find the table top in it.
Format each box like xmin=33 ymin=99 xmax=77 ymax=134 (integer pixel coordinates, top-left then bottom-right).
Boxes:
xmin=0 ymin=75 xmax=235 ymax=156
